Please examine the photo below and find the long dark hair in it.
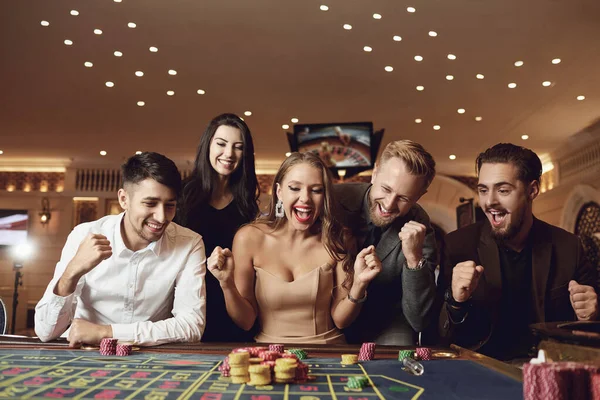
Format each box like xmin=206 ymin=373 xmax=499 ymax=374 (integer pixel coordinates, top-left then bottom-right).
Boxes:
xmin=257 ymin=152 xmax=355 ymax=289
xmin=178 ymin=113 xmax=259 ymax=224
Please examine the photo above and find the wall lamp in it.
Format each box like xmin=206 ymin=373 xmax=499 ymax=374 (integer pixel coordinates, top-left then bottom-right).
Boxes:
xmin=39 ymin=197 xmax=51 ymax=225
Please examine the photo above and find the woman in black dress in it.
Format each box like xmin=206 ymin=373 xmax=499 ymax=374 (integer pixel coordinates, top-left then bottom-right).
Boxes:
xmin=177 ymin=113 xmax=259 ymax=342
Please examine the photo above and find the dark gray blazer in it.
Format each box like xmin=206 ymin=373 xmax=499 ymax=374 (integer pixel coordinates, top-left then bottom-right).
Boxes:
xmin=335 ymin=183 xmax=438 ymax=345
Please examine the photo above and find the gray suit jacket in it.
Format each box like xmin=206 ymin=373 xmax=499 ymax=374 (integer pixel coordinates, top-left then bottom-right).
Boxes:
xmin=335 ymin=183 xmax=438 ymax=345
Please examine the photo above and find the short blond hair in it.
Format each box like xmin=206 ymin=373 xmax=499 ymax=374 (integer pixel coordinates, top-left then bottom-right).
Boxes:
xmin=378 ymin=140 xmax=436 ymax=190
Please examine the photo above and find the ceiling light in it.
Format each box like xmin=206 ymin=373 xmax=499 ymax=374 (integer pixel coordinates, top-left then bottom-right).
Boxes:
xmin=285 ymin=152 xmax=292 ymax=157
xmin=363 ymin=46 xmax=372 ymax=52
xmin=415 ymin=118 xmax=422 ymax=124
xmin=508 ymin=82 xmax=517 ymax=89
xmin=476 ymin=74 xmax=485 ymax=79
xmin=70 ymin=10 xmax=79 ymax=16
xmin=343 ymin=24 xmax=352 ymax=30
xmin=320 ymin=5 xmax=329 ymax=11
xmin=542 ymin=81 xmax=552 ymax=87
xmin=100 ymin=151 xmax=107 ymax=156
xmin=514 ymin=60 xmax=524 ymax=67
xmin=105 ymin=81 xmax=114 ymax=87
xmin=114 ymin=0 xmax=122 ymax=2
xmin=244 ymin=111 xmax=252 ymax=116
xmin=168 ymin=69 xmax=177 ymax=75
xmin=127 ymin=22 xmax=136 ymax=28
xmin=449 ymin=155 xmax=457 ymax=160
xmin=385 ymin=66 xmax=394 ymax=72
xmin=552 ymin=58 xmax=561 ymax=64
xmin=282 ymin=124 xmax=290 ymax=129
xmin=414 ymin=55 xmax=423 ymax=62
xmin=475 ymin=116 xmax=483 ymax=121
xmin=447 ymin=54 xmax=457 ymax=60
xmin=577 ymin=95 xmax=585 ymax=101
xmin=521 ymin=135 xmax=529 ymax=140
xmin=149 ymin=47 xmax=158 ymax=52
xmin=416 ymin=85 xmax=424 ymax=91
xmin=135 ymin=71 xmax=144 ymax=77
xmin=373 ymin=13 xmax=382 ymax=19
xmin=393 ymin=35 xmax=402 ymax=41
xmin=114 ymin=51 xmax=123 ymax=57
xmin=291 ymin=118 xmax=299 ymax=123
xmin=167 ymin=90 xmax=175 ymax=96
xmin=136 ymin=151 xmax=142 ymax=155
xmin=457 ymin=108 xmax=466 ymax=114
xmin=41 ymin=21 xmax=49 ymax=27
xmin=197 ymin=89 xmax=206 ymax=95
xmin=446 ymin=75 xmax=454 ymax=80
xmin=433 ymin=125 xmax=441 ymax=130
xmin=407 ymin=7 xmax=416 ymax=13
xmin=84 ymin=61 xmax=93 ymax=67
xmin=0 ymin=150 xmax=3 ymax=154
xmin=428 ymin=31 xmax=437 ymax=37
xmin=137 ymin=101 xmax=145 ymax=107
xmin=64 ymin=40 xmax=73 ymax=46
xmin=94 ymin=29 xmax=103 ymax=35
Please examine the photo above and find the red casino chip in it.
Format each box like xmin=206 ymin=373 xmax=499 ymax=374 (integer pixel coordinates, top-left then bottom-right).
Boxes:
xmin=249 ymin=346 xmax=268 ymax=357
xmin=416 ymin=347 xmax=432 ymax=361
xmin=269 ymin=344 xmax=285 ymax=353
xmin=259 ymin=351 xmax=281 ymax=361
xmin=115 ymin=344 xmax=132 ymax=356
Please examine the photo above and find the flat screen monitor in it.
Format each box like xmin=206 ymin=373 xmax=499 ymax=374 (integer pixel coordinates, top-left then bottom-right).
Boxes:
xmin=0 ymin=210 xmax=28 ymax=246
xmin=293 ymin=122 xmax=373 ymax=168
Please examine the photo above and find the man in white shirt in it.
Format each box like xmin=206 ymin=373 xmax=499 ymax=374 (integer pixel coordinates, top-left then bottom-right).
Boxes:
xmin=35 ymin=152 xmax=207 ymax=346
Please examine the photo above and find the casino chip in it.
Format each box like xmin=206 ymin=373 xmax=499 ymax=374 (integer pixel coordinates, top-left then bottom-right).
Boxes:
xmin=341 ymin=354 xmax=359 ymax=365
xmin=286 ymin=348 xmax=308 ymax=360
xmin=415 ymin=347 xmax=432 ymax=360
xmin=115 ymin=344 xmax=132 ymax=356
xmin=99 ymin=338 xmax=118 ymax=356
xmin=359 ymin=342 xmax=376 ymax=361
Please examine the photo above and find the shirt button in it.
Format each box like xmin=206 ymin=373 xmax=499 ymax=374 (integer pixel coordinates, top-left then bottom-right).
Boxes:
xmin=129 ymin=284 xmax=134 ymax=288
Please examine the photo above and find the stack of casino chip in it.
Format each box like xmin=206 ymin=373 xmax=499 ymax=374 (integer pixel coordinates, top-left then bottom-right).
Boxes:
xmin=248 ymin=364 xmax=272 ymax=386
xmin=258 ymin=350 xmax=281 ymax=361
xmin=115 ymin=344 xmax=132 ymax=356
xmin=358 ymin=342 xmax=376 ymax=361
xmin=228 ymin=351 xmax=251 ymax=384
xmin=415 ymin=347 xmax=432 ymax=361
xmin=398 ymin=350 xmax=416 ymax=362
xmin=295 ymin=362 xmax=309 ymax=383
xmin=269 ymin=344 xmax=284 ymax=353
xmin=341 ymin=354 xmax=359 ymax=365
xmin=274 ymin=357 xmax=298 ymax=383
xmin=249 ymin=346 xmax=268 ymax=357
xmin=286 ymin=348 xmax=308 ymax=360
xmin=218 ymin=356 xmax=231 ymax=377
xmin=346 ymin=376 xmax=369 ymax=389
xmin=523 ymin=362 xmax=600 ymax=400
xmin=100 ymin=338 xmax=118 ymax=356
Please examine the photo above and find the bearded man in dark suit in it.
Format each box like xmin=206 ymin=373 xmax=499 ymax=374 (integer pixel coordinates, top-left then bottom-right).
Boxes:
xmin=439 ymin=143 xmax=598 ymax=360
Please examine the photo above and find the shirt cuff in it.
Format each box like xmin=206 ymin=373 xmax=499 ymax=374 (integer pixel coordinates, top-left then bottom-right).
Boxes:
xmin=111 ymin=324 xmax=136 ymax=343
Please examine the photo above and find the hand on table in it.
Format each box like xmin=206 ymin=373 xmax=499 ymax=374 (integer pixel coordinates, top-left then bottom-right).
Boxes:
xmin=68 ymin=319 xmax=112 ymax=347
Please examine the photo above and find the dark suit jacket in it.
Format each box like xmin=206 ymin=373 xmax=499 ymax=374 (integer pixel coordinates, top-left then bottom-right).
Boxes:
xmin=335 ymin=183 xmax=438 ymax=345
xmin=438 ymin=217 xmax=598 ymax=352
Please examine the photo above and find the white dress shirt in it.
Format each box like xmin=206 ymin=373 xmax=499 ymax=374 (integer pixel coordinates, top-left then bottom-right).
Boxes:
xmin=34 ymin=213 xmax=206 ymax=346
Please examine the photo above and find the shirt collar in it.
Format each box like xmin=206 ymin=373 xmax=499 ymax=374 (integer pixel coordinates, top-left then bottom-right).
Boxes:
xmin=113 ymin=212 xmax=163 ymax=257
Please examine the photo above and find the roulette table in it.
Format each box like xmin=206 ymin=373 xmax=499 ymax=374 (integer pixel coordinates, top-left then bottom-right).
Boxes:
xmin=0 ymin=336 xmax=523 ymax=399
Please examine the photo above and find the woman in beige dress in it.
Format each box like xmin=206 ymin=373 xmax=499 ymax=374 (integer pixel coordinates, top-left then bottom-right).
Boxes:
xmin=207 ymin=152 xmax=381 ymax=344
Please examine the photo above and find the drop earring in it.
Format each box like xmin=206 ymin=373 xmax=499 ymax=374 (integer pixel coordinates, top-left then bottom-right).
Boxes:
xmin=275 ymin=199 xmax=285 ymax=218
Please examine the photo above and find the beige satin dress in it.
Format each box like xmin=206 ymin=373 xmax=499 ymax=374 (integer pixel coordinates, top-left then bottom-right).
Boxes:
xmin=253 ymin=264 xmax=345 ymax=344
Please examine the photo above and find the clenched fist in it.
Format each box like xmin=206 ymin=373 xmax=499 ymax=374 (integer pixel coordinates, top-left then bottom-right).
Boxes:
xmin=56 ymin=234 xmax=112 ymax=296
xmin=207 ymin=246 xmax=235 ymax=285
xmin=353 ymin=245 xmax=382 ymax=286
xmin=399 ymin=221 xmax=426 ymax=268
xmin=451 ymin=261 xmax=484 ymax=303
xmin=569 ymin=280 xmax=598 ymax=321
